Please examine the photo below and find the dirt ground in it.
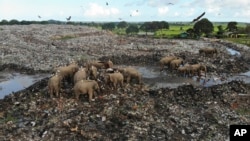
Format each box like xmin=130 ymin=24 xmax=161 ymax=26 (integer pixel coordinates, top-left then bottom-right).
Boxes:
xmin=0 ymin=25 xmax=250 ymax=140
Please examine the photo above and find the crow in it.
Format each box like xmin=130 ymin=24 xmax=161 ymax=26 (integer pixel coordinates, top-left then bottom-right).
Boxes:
xmin=192 ymin=12 xmax=205 ymax=23
xmin=66 ymin=16 xmax=71 ymax=21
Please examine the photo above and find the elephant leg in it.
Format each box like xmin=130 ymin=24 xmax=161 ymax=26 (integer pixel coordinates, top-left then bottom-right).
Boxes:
xmin=55 ymin=89 xmax=59 ymax=97
xmin=127 ymin=76 xmax=131 ymax=84
xmin=89 ymin=91 xmax=93 ymax=102
xmin=120 ymin=81 xmax=123 ymax=88
xmin=138 ymin=76 xmax=142 ymax=84
xmin=49 ymin=87 xmax=53 ymax=98
xmin=160 ymin=65 xmax=164 ymax=71
xmin=75 ymin=92 xmax=80 ymax=101
xmin=114 ymin=80 xmax=117 ymax=89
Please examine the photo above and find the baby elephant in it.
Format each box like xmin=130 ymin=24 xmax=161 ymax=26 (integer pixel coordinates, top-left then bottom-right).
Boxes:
xmin=73 ymin=80 xmax=100 ymax=102
xmin=105 ymin=72 xmax=124 ymax=89
xmin=48 ymin=72 xmax=62 ymax=98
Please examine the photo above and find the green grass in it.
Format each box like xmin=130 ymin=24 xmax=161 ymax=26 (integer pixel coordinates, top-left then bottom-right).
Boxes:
xmin=98 ymin=23 xmax=250 ymax=46
xmin=224 ymin=37 xmax=250 ymax=46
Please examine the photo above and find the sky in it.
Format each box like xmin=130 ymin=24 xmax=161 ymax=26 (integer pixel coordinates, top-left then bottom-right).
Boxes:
xmin=0 ymin=0 xmax=249 ymax=23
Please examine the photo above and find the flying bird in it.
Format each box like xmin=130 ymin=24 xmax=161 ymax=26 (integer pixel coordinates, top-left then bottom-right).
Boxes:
xmin=106 ymin=2 xmax=108 ymax=6
xmin=38 ymin=15 xmax=41 ymax=18
xmin=66 ymin=16 xmax=71 ymax=21
xmin=192 ymin=12 xmax=205 ymax=23
xmin=167 ymin=2 xmax=174 ymax=5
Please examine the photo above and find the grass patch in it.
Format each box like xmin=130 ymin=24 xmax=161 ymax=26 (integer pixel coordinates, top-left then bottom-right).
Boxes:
xmin=224 ymin=38 xmax=250 ymax=47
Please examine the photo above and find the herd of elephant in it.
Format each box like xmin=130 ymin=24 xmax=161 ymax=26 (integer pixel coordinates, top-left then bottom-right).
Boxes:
xmin=159 ymin=47 xmax=218 ymax=77
xmin=48 ymin=59 xmax=142 ymax=102
xmin=48 ymin=47 xmax=217 ymax=102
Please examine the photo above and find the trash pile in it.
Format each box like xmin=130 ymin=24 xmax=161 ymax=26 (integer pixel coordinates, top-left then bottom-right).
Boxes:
xmin=0 ymin=25 xmax=250 ymax=140
xmin=0 ymin=76 xmax=250 ymax=140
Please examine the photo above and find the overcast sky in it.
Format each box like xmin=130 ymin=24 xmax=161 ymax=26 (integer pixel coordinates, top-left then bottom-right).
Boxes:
xmin=0 ymin=0 xmax=249 ymax=22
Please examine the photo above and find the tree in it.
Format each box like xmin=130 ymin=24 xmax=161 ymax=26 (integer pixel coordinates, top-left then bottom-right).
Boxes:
xmin=9 ymin=19 xmax=19 ymax=25
xmin=186 ymin=28 xmax=195 ymax=38
xmin=193 ymin=18 xmax=214 ymax=37
xmin=0 ymin=19 xmax=8 ymax=25
xmin=117 ymin=21 xmax=128 ymax=29
xmin=126 ymin=25 xmax=139 ymax=35
xmin=140 ymin=22 xmax=151 ymax=35
xmin=245 ymin=24 xmax=250 ymax=37
xmin=216 ymin=25 xmax=225 ymax=38
xmin=101 ymin=22 xmax=115 ymax=31
xmin=150 ymin=21 xmax=158 ymax=32
xmin=159 ymin=21 xmax=169 ymax=30
xmin=226 ymin=21 xmax=237 ymax=32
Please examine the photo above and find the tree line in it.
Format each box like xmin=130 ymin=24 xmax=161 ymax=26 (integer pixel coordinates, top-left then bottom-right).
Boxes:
xmin=0 ymin=19 xmax=249 ymax=38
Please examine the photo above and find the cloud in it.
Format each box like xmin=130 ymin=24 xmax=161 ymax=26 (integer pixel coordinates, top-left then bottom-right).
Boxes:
xmin=83 ymin=3 xmax=120 ymax=17
xmin=233 ymin=9 xmax=250 ymax=17
xmin=184 ymin=8 xmax=195 ymax=17
xmin=158 ymin=6 xmax=169 ymax=16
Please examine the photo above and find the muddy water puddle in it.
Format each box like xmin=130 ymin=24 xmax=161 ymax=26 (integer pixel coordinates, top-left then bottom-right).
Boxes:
xmin=136 ymin=66 xmax=205 ymax=89
xmin=226 ymin=47 xmax=241 ymax=56
xmin=134 ymin=66 xmax=250 ymax=89
xmin=1 ymin=66 xmax=250 ymax=99
xmin=0 ymin=71 xmax=49 ymax=99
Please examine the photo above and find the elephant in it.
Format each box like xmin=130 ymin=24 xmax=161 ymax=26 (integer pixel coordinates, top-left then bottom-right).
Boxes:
xmin=189 ymin=64 xmax=207 ymax=77
xmin=199 ymin=47 xmax=218 ymax=57
xmin=170 ymin=58 xmax=184 ymax=70
xmin=54 ymin=62 xmax=79 ymax=83
xmin=159 ymin=56 xmax=178 ymax=71
xmin=73 ymin=80 xmax=100 ymax=102
xmin=73 ymin=67 xmax=88 ymax=84
xmin=106 ymin=59 xmax=114 ymax=68
xmin=48 ymin=71 xmax=63 ymax=98
xmin=88 ymin=65 xmax=98 ymax=80
xmin=104 ymin=71 xmax=124 ymax=89
xmin=177 ymin=64 xmax=192 ymax=77
xmin=87 ymin=59 xmax=113 ymax=70
xmin=118 ymin=67 xmax=142 ymax=84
